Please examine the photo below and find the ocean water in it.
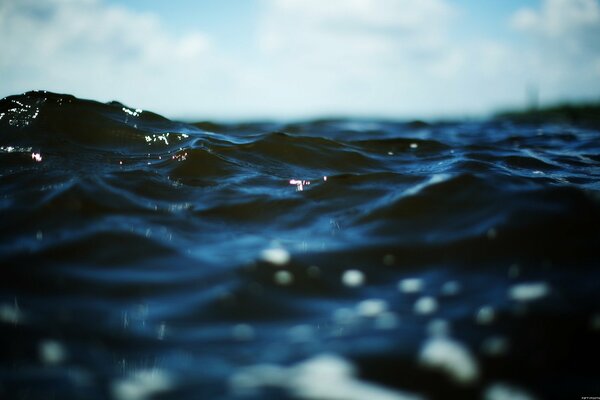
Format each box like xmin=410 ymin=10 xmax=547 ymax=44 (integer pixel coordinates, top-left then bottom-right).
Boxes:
xmin=1 ymin=91 xmax=599 ymax=400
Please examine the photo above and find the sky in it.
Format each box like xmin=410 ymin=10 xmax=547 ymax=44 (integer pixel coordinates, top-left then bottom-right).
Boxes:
xmin=1 ymin=0 xmax=599 ymax=120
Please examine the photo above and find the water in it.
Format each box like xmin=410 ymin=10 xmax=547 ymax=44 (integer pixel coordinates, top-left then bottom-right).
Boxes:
xmin=1 ymin=91 xmax=599 ymax=400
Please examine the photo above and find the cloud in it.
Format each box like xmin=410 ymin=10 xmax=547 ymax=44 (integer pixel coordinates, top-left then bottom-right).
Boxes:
xmin=0 ymin=0 xmax=223 ymax=116
xmin=0 ymin=0 xmax=598 ymax=119
xmin=510 ymin=0 xmax=600 ymax=102
xmin=248 ymin=0 xmax=465 ymax=116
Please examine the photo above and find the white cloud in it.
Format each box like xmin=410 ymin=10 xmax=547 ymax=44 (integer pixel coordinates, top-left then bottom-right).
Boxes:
xmin=0 ymin=0 xmax=223 ymax=116
xmin=509 ymin=0 xmax=600 ymax=103
xmin=0 ymin=0 xmax=598 ymax=119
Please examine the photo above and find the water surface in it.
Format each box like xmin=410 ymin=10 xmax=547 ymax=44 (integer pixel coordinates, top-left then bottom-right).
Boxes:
xmin=1 ymin=91 xmax=599 ymax=399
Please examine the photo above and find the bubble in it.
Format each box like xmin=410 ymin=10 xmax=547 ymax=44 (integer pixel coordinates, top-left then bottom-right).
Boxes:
xmin=375 ymin=311 xmax=399 ymax=330
xmin=39 ymin=340 xmax=66 ymax=365
xmin=398 ymin=278 xmax=423 ymax=294
xmin=112 ymin=369 xmax=174 ymax=400
xmin=274 ymin=270 xmax=294 ymax=286
xmin=261 ymin=248 xmax=290 ymax=266
xmin=419 ymin=337 xmax=479 ymax=384
xmin=0 ymin=300 xmax=22 ymax=324
xmin=508 ymin=282 xmax=550 ymax=302
xmin=475 ymin=306 xmax=495 ymax=325
xmin=382 ymin=254 xmax=395 ymax=266
xmin=414 ymin=296 xmax=438 ymax=315
xmin=341 ymin=269 xmax=364 ymax=287
xmin=357 ymin=299 xmax=387 ymax=318
xmin=427 ymin=318 xmax=450 ymax=337
xmin=441 ymin=280 xmax=461 ymax=296
xmin=481 ymin=336 xmax=510 ymax=356
xmin=307 ymin=265 xmax=321 ymax=278
xmin=484 ymin=382 xmax=536 ymax=400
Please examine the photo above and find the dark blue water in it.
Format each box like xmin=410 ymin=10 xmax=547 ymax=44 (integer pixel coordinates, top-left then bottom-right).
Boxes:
xmin=1 ymin=91 xmax=600 ymax=400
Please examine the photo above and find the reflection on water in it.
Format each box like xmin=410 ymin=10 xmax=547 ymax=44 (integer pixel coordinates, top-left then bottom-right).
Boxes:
xmin=1 ymin=91 xmax=600 ymax=399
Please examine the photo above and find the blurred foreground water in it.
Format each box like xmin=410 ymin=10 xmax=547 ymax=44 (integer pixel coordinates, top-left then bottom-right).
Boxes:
xmin=1 ymin=91 xmax=599 ymax=399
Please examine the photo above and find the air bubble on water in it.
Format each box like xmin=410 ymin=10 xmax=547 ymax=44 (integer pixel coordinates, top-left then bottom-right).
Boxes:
xmin=307 ymin=265 xmax=320 ymax=278
xmin=111 ymin=368 xmax=174 ymax=400
xmin=427 ymin=318 xmax=450 ymax=337
xmin=233 ymin=324 xmax=255 ymax=341
xmin=410 ymin=143 xmax=418 ymax=149
xmin=342 ymin=269 xmax=364 ymax=287
xmin=508 ymin=264 xmax=520 ymax=278
xmin=475 ymin=306 xmax=495 ymax=325
xmin=419 ymin=337 xmax=479 ymax=385
xmin=374 ymin=311 xmax=399 ymax=330
xmin=481 ymin=336 xmax=509 ymax=356
xmin=414 ymin=296 xmax=438 ymax=315
xmin=441 ymin=281 xmax=461 ymax=296
xmin=508 ymin=282 xmax=550 ymax=302
xmin=261 ymin=247 xmax=290 ymax=266
xmin=484 ymin=382 xmax=536 ymax=400
xmin=274 ymin=270 xmax=294 ymax=286
xmin=398 ymin=278 xmax=423 ymax=294
xmin=0 ymin=299 xmax=22 ymax=324
xmin=39 ymin=340 xmax=66 ymax=365
xmin=382 ymin=254 xmax=395 ymax=266
xmin=357 ymin=299 xmax=387 ymax=318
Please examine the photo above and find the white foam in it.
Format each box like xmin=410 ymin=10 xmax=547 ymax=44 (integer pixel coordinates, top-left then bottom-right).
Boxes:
xmin=414 ymin=296 xmax=438 ymax=315
xmin=398 ymin=278 xmax=423 ymax=294
xmin=484 ymin=382 xmax=537 ymax=400
xmin=111 ymin=369 xmax=174 ymax=400
xmin=342 ymin=269 xmax=365 ymax=287
xmin=419 ymin=337 xmax=479 ymax=384
xmin=508 ymin=282 xmax=550 ymax=302
xmin=39 ymin=340 xmax=66 ymax=365
xmin=231 ymin=353 xmax=423 ymax=400
xmin=261 ymin=248 xmax=291 ymax=266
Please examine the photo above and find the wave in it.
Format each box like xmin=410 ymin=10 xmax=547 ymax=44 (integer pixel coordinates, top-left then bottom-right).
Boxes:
xmin=1 ymin=91 xmax=600 ymax=399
